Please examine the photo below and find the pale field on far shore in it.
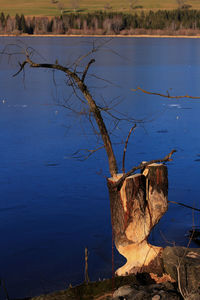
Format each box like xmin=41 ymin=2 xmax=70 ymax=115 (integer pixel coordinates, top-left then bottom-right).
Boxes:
xmin=0 ymin=0 xmax=200 ymax=16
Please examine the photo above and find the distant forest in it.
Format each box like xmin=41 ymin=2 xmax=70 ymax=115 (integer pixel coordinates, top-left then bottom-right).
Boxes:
xmin=1 ymin=9 xmax=200 ymax=35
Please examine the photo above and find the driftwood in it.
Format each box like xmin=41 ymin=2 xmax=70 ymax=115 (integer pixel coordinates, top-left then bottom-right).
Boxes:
xmin=107 ymin=163 xmax=168 ymax=275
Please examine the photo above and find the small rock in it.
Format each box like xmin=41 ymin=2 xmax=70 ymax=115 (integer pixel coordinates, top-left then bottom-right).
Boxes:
xmin=113 ymin=285 xmax=133 ymax=298
xmin=152 ymin=295 xmax=160 ymax=300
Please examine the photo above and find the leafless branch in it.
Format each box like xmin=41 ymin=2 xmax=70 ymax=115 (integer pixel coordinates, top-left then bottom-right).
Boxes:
xmin=73 ymin=38 xmax=113 ymax=67
xmin=14 ymin=49 xmax=118 ymax=176
xmin=57 ymin=103 xmax=86 ymax=116
xmin=132 ymin=86 xmax=200 ymax=99
xmin=168 ymin=201 xmax=200 ymax=212
xmin=101 ymin=43 xmax=130 ymax=62
xmin=0 ymin=279 xmax=10 ymax=300
xmin=13 ymin=61 xmax=28 ymax=77
xmin=2 ymin=44 xmax=178 ymax=179
xmin=81 ymin=58 xmax=95 ymax=82
xmin=159 ymin=229 xmax=176 ymax=246
xmin=71 ymin=145 xmax=105 ymax=160
xmin=114 ymin=149 xmax=177 ymax=189
xmin=88 ymin=73 xmax=121 ymax=88
xmin=122 ymin=124 xmax=137 ymax=174
xmin=67 ymin=76 xmax=87 ymax=105
xmin=101 ymin=106 xmax=140 ymax=124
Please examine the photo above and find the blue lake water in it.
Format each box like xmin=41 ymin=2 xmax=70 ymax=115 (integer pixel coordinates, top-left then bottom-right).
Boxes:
xmin=0 ymin=36 xmax=200 ymax=298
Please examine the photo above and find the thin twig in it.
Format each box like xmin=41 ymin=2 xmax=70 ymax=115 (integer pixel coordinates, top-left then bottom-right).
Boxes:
xmin=13 ymin=61 xmax=27 ymax=77
xmin=72 ymin=146 xmax=105 ymax=160
xmin=73 ymin=38 xmax=113 ymax=67
xmin=85 ymin=247 xmax=90 ymax=284
xmin=0 ymin=279 xmax=10 ymax=300
xmin=88 ymin=73 xmax=121 ymax=88
xmin=177 ymin=261 xmax=185 ymax=299
xmin=159 ymin=229 xmax=176 ymax=246
xmin=81 ymin=58 xmax=95 ymax=82
xmin=122 ymin=124 xmax=136 ymax=174
xmin=169 ymin=201 xmax=200 ymax=212
xmin=132 ymin=86 xmax=200 ymax=99
xmin=176 ymin=203 xmax=197 ymax=299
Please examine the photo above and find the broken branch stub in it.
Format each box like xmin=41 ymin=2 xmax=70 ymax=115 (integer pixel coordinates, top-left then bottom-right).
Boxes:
xmin=107 ymin=163 xmax=168 ymax=276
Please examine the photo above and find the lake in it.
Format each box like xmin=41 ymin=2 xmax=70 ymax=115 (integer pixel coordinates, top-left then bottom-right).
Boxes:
xmin=0 ymin=36 xmax=200 ymax=298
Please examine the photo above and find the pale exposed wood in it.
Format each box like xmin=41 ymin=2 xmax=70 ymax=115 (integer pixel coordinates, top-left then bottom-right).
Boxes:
xmin=113 ymin=149 xmax=176 ymax=189
xmin=108 ymin=164 xmax=168 ymax=275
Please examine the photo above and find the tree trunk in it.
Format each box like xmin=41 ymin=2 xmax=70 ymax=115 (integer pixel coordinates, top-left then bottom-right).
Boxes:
xmin=107 ymin=163 xmax=168 ymax=276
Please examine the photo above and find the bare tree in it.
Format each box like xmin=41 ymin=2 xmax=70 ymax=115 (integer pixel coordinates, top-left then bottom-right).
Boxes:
xmin=2 ymin=41 xmax=176 ymax=275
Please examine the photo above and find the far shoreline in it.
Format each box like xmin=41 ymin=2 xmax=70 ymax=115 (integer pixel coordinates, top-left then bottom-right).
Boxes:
xmin=1 ymin=34 xmax=200 ymax=38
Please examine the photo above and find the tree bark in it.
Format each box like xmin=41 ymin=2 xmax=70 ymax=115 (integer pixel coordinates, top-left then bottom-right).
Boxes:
xmin=107 ymin=163 xmax=168 ymax=275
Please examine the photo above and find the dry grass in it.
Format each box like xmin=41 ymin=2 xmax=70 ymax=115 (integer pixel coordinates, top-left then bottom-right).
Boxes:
xmin=1 ymin=0 xmax=200 ymax=16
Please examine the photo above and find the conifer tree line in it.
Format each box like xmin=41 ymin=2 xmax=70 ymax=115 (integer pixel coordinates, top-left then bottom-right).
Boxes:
xmin=1 ymin=10 xmax=200 ymax=35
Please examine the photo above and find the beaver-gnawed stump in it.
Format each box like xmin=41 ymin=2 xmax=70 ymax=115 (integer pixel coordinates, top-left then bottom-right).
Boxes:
xmin=107 ymin=163 xmax=168 ymax=276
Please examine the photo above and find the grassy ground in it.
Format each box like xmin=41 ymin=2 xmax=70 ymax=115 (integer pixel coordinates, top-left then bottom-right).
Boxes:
xmin=1 ymin=0 xmax=200 ymax=16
